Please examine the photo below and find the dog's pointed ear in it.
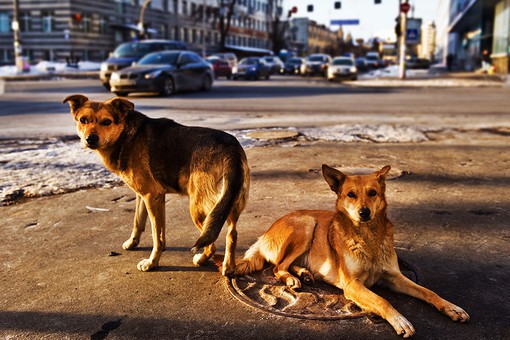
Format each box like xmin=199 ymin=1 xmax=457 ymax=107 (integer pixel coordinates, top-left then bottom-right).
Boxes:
xmin=322 ymin=164 xmax=346 ymax=193
xmin=376 ymin=165 xmax=391 ymax=179
xmin=105 ymin=97 xmax=134 ymax=120
xmin=63 ymin=94 xmax=88 ymax=115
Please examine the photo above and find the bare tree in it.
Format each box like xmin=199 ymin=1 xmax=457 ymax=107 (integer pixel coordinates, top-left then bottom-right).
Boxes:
xmin=214 ymin=0 xmax=237 ymax=50
xmin=267 ymin=0 xmax=286 ymax=54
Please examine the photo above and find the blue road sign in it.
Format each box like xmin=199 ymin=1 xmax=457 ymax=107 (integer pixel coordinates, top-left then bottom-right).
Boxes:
xmin=330 ymin=19 xmax=360 ymax=26
xmin=406 ymin=28 xmax=419 ymax=44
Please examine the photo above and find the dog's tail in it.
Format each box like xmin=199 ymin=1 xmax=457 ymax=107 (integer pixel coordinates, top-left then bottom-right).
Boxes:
xmin=234 ymin=239 xmax=266 ymax=275
xmin=191 ymin=154 xmax=248 ymax=252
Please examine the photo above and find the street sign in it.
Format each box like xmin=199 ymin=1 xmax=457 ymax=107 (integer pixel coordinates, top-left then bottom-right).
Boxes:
xmin=330 ymin=19 xmax=360 ymax=26
xmin=406 ymin=29 xmax=419 ymax=43
xmin=400 ymin=2 xmax=410 ymax=13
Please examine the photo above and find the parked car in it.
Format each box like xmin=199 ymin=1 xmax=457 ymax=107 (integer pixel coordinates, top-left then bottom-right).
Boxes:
xmin=365 ymin=51 xmax=381 ymax=69
xmin=262 ymin=56 xmax=284 ymax=74
xmin=109 ymin=50 xmax=213 ymax=97
xmin=406 ymin=57 xmax=431 ymax=69
xmin=232 ymin=57 xmax=271 ymax=80
xmin=206 ymin=56 xmax=232 ymax=79
xmin=327 ymin=57 xmax=358 ymax=81
xmin=281 ymin=57 xmax=305 ymax=75
xmin=212 ymin=52 xmax=238 ymax=67
xmin=302 ymin=54 xmax=332 ymax=77
xmin=100 ymin=39 xmax=187 ymax=89
xmin=355 ymin=57 xmax=369 ymax=73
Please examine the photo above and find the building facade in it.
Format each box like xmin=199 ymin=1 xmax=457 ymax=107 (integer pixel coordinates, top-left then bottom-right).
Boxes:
xmin=440 ymin=0 xmax=510 ymax=73
xmin=0 ymin=0 xmax=273 ymax=64
xmin=289 ymin=17 xmax=338 ymax=56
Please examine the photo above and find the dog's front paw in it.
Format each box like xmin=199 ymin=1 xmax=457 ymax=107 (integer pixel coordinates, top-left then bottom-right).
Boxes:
xmin=122 ymin=238 xmax=139 ymax=250
xmin=137 ymin=258 xmax=156 ymax=272
xmin=285 ymin=276 xmax=302 ymax=291
xmin=388 ymin=313 xmax=415 ymax=338
xmin=444 ymin=304 xmax=470 ymax=323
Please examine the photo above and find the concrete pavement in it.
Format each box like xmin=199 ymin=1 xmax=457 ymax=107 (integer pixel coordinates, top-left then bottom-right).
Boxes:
xmin=1 ymin=131 xmax=509 ymax=339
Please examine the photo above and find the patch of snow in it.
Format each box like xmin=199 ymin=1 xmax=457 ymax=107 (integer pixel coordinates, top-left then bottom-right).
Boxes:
xmin=0 ymin=61 xmax=100 ymax=77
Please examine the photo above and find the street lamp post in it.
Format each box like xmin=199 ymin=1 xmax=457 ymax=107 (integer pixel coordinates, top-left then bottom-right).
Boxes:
xmin=138 ymin=0 xmax=152 ymax=39
xmin=12 ymin=0 xmax=23 ymax=73
xmin=398 ymin=0 xmax=409 ymax=80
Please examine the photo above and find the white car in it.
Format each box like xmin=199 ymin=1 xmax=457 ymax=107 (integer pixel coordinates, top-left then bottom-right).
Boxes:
xmin=327 ymin=57 xmax=358 ymax=81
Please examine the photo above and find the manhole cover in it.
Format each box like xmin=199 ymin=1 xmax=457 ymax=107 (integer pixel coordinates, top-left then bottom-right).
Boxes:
xmin=226 ymin=258 xmax=417 ymax=321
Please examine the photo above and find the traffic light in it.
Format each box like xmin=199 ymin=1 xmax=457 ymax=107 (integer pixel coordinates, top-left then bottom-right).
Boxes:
xmin=71 ymin=13 xmax=82 ymax=23
xmin=307 ymin=5 xmax=313 ymax=12
xmin=287 ymin=6 xmax=298 ymax=18
xmin=334 ymin=2 xmax=341 ymax=9
xmin=375 ymin=0 xmax=382 ymax=4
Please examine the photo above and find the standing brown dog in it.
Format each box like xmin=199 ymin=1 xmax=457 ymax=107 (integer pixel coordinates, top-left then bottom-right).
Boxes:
xmin=235 ymin=165 xmax=469 ymax=337
xmin=63 ymin=94 xmax=250 ymax=276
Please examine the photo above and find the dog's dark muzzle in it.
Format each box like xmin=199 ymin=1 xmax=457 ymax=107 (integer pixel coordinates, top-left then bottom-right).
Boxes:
xmin=359 ymin=207 xmax=371 ymax=222
xmin=85 ymin=134 xmax=99 ymax=149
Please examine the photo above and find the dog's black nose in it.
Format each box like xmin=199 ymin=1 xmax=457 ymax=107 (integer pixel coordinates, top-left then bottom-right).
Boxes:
xmin=359 ymin=207 xmax=371 ymax=221
xmin=86 ymin=134 xmax=99 ymax=147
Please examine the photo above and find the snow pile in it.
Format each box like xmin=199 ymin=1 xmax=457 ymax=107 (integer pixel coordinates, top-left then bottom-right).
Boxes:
xmin=0 ymin=138 xmax=120 ymax=204
xmin=0 ymin=61 xmax=100 ymax=77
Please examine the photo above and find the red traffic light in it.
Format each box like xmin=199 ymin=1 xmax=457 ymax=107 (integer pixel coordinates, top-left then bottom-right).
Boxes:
xmin=291 ymin=6 xmax=298 ymax=14
xmin=400 ymin=2 xmax=410 ymax=13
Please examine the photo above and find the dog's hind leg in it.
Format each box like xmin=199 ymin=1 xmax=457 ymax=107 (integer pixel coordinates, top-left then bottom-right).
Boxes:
xmin=190 ymin=207 xmax=216 ymax=267
xmin=137 ymin=193 xmax=166 ymax=272
xmin=123 ymin=194 xmax=148 ymax=250
xmin=222 ymin=214 xmax=239 ymax=277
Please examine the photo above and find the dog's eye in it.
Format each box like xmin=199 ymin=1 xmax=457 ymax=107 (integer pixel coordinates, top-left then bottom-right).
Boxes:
xmin=368 ymin=189 xmax=377 ymax=197
xmin=79 ymin=117 xmax=88 ymax=124
xmin=347 ymin=192 xmax=356 ymax=199
xmin=100 ymin=119 xmax=112 ymax=126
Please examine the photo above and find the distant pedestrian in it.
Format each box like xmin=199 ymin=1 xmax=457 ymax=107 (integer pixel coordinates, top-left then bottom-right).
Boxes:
xmin=446 ymin=53 xmax=454 ymax=71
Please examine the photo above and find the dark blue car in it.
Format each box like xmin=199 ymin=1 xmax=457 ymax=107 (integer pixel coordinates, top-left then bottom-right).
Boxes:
xmin=99 ymin=39 xmax=187 ymax=89
xmin=232 ymin=57 xmax=271 ymax=80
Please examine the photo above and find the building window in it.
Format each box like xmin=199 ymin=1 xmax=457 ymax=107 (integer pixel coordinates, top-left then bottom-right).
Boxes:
xmin=182 ymin=1 xmax=188 ymax=15
xmin=83 ymin=14 xmax=92 ymax=33
xmin=0 ymin=12 xmax=10 ymax=33
xmin=41 ymin=11 xmax=54 ymax=33
xmin=20 ymin=11 xmax=32 ymax=32
xmin=99 ymin=16 xmax=108 ymax=34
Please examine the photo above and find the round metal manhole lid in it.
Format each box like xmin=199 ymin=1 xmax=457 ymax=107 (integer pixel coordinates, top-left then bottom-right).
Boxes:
xmin=226 ymin=258 xmax=417 ymax=321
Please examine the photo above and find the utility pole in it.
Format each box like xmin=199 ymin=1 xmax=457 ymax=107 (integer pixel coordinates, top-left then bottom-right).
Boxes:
xmin=399 ymin=0 xmax=409 ymax=80
xmin=12 ymin=0 xmax=23 ymax=73
xmin=138 ymin=0 xmax=152 ymax=39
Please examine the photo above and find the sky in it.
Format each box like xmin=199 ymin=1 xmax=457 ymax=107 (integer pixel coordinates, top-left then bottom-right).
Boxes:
xmin=283 ymin=0 xmax=440 ymax=41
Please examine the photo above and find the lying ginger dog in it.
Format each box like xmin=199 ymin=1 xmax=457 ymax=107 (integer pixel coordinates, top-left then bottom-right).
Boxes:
xmin=235 ymin=165 xmax=469 ymax=337
xmin=63 ymin=95 xmax=250 ymax=276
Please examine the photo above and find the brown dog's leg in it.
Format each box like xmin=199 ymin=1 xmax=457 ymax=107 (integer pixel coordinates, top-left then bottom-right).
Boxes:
xmin=343 ymin=279 xmax=415 ymax=338
xmin=137 ymin=193 xmax=166 ymax=272
xmin=190 ymin=207 xmax=217 ymax=267
xmin=290 ymin=265 xmax=315 ymax=285
xmin=123 ymin=194 xmax=148 ymax=250
xmin=222 ymin=215 xmax=238 ymax=277
xmin=385 ymin=272 xmax=470 ymax=323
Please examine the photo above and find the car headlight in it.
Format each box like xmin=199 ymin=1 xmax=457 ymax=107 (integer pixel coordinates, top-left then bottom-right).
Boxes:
xmin=145 ymin=70 xmax=163 ymax=79
xmin=250 ymin=67 xmax=257 ymax=72
xmin=110 ymin=72 xmax=120 ymax=81
xmin=350 ymin=67 xmax=357 ymax=73
xmin=232 ymin=66 xmax=238 ymax=73
xmin=100 ymin=63 xmax=108 ymax=71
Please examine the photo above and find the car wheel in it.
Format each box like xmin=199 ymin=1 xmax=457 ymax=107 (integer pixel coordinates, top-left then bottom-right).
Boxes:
xmin=265 ymin=73 xmax=270 ymax=80
xmin=103 ymin=83 xmax=111 ymax=91
xmin=201 ymin=74 xmax=212 ymax=91
xmin=160 ymin=77 xmax=175 ymax=97
xmin=114 ymin=92 xmax=128 ymax=97
xmin=227 ymin=74 xmax=232 ymax=80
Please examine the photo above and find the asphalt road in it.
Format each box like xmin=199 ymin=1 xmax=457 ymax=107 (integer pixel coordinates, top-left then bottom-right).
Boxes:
xmin=0 ymin=76 xmax=509 ymax=138
xmin=1 ymin=76 xmax=509 ymax=339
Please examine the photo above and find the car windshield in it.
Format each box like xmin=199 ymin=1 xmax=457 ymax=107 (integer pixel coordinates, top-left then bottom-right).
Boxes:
xmin=332 ymin=59 xmax=353 ymax=66
xmin=138 ymin=52 xmax=179 ymax=65
xmin=264 ymin=57 xmax=274 ymax=62
xmin=308 ymin=56 xmax=326 ymax=62
xmin=366 ymin=55 xmax=378 ymax=60
xmin=239 ymin=58 xmax=259 ymax=65
xmin=113 ymin=43 xmax=155 ymax=58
